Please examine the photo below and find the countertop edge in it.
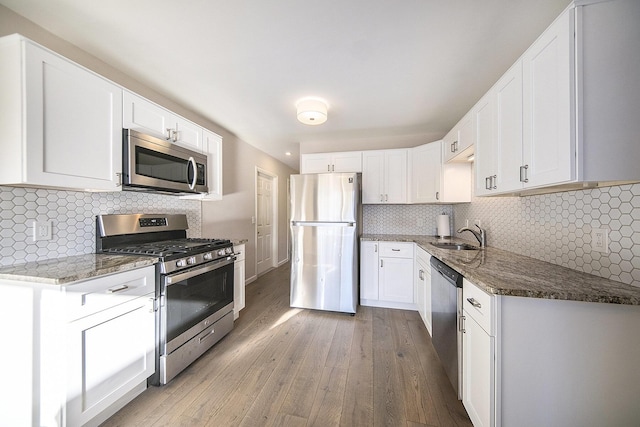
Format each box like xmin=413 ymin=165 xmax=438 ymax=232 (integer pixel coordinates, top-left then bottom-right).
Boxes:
xmin=362 ymin=234 xmax=640 ymax=306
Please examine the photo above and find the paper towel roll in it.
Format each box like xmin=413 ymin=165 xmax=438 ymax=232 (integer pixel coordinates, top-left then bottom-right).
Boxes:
xmin=437 ymin=214 xmax=450 ymax=238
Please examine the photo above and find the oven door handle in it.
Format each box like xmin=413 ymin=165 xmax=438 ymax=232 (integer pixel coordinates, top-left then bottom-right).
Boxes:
xmin=165 ymin=256 xmax=236 ymax=285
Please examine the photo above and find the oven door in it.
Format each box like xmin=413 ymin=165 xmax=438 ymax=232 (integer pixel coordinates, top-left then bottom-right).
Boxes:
xmin=160 ymin=256 xmax=234 ymax=355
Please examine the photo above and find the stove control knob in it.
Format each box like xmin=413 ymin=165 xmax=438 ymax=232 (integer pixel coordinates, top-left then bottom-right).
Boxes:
xmin=187 ymin=256 xmax=196 ymax=265
xmin=225 ymin=247 xmax=233 ymax=255
xmin=203 ymin=252 xmax=213 ymax=260
xmin=176 ymin=259 xmax=187 ymax=268
xmin=218 ymin=249 xmax=226 ymax=257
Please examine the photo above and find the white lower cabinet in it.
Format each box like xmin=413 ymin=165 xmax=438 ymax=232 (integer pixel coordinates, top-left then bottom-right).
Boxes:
xmin=0 ymin=265 xmax=156 ymax=427
xmin=233 ymin=244 xmax=246 ymax=320
xmin=415 ymin=247 xmax=432 ymax=335
xmin=462 ymin=277 xmax=640 ymax=427
xmin=65 ymin=295 xmax=155 ymax=427
xmin=360 ymin=241 xmax=415 ymax=310
xmin=462 ymin=279 xmax=496 ymax=427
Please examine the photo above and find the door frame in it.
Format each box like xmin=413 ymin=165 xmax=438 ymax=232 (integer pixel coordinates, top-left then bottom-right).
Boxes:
xmin=255 ymin=167 xmax=278 ymax=276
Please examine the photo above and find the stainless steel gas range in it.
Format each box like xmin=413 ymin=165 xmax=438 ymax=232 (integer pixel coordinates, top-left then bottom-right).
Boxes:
xmin=96 ymin=213 xmax=235 ymax=385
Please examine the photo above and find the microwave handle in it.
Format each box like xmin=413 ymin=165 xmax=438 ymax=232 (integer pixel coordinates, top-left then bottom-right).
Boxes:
xmin=187 ymin=157 xmax=197 ymax=190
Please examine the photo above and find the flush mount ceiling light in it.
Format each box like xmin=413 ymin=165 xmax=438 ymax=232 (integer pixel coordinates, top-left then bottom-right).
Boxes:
xmin=296 ymin=97 xmax=328 ymax=125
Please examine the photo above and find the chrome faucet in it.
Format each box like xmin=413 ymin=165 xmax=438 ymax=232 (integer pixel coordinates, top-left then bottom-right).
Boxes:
xmin=457 ymin=224 xmax=486 ymax=248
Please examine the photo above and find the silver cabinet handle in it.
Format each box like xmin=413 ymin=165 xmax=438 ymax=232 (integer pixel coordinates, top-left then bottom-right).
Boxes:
xmin=485 ymin=176 xmax=491 ymax=190
xmin=107 ymin=284 xmax=129 ymax=293
xmin=328 ymin=165 xmax=331 ymax=172
xmin=391 ymin=248 xmax=400 ymax=251
xmin=332 ymin=164 xmax=335 ymax=172
xmin=380 ymin=259 xmax=384 ymax=268
xmin=436 ymin=191 xmax=440 ymax=200
xmin=492 ymin=175 xmax=497 ymax=190
xmin=419 ymin=269 xmax=424 ymax=280
xmin=115 ymin=172 xmax=122 ymax=187
xmin=520 ymin=165 xmax=529 ymax=183
xmin=166 ymin=128 xmax=173 ymax=140
xmin=172 ymin=129 xmax=178 ymax=142
xmin=374 ymin=244 xmax=377 ymax=253
xmin=451 ymin=141 xmax=456 ymax=153
xmin=460 ymin=315 xmax=466 ymax=333
xmin=467 ymin=297 xmax=482 ymax=308
xmin=380 ymin=194 xmax=384 ymax=202
xmin=385 ymin=194 xmax=388 ymax=202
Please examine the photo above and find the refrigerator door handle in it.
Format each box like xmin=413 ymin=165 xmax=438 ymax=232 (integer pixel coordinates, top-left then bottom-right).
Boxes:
xmin=291 ymin=221 xmax=355 ymax=227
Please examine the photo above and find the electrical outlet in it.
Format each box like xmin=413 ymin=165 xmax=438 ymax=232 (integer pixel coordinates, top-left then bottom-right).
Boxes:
xmin=592 ymin=228 xmax=608 ymax=253
xmin=33 ymin=221 xmax=52 ymax=242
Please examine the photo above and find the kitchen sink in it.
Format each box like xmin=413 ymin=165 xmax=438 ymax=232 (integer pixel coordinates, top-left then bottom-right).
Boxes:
xmin=430 ymin=242 xmax=479 ymax=250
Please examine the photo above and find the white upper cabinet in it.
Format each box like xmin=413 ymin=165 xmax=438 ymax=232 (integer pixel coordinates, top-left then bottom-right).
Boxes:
xmin=443 ymin=112 xmax=474 ymax=163
xmin=123 ymin=90 xmax=203 ymax=152
xmin=410 ymin=140 xmax=471 ymax=204
xmin=300 ymin=151 xmax=362 ymax=173
xmin=473 ymin=1 xmax=640 ymax=196
xmin=123 ymin=90 xmax=223 ymax=201
xmin=0 ymin=35 xmax=123 ymax=191
xmin=362 ymin=149 xmax=408 ymax=204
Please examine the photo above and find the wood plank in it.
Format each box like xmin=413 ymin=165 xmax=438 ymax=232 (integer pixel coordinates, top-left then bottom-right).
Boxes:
xmin=278 ymin=312 xmax=338 ymax=418
xmin=306 ymin=366 xmax=349 ymax=427
xmin=340 ymin=305 xmax=374 ymax=426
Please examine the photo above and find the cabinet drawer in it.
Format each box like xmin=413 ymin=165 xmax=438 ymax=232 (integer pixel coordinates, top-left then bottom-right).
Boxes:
xmin=379 ymin=242 xmax=414 ymax=258
xmin=65 ymin=266 xmax=155 ymax=321
xmin=463 ymin=278 xmax=495 ymax=335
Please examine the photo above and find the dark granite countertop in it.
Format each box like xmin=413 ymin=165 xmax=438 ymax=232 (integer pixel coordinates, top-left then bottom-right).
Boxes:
xmin=362 ymin=234 xmax=640 ymax=305
xmin=0 ymin=254 xmax=158 ymax=286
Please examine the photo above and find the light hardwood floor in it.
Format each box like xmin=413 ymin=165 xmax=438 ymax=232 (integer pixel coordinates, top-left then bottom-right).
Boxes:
xmin=101 ymin=263 xmax=473 ymax=427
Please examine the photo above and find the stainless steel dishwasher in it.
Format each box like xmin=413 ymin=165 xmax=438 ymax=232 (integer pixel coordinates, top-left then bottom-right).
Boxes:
xmin=430 ymin=256 xmax=463 ymax=399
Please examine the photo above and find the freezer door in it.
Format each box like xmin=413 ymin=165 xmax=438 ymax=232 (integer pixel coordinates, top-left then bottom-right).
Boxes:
xmin=290 ymin=173 xmax=359 ymax=222
xmin=290 ymin=222 xmax=358 ymax=313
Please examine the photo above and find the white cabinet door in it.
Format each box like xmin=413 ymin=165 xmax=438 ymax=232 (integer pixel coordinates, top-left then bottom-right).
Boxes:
xmin=175 ymin=117 xmax=203 ymax=152
xmin=332 ymin=151 xmax=362 ymax=172
xmin=474 ymin=93 xmax=496 ymax=196
xmin=462 ymin=312 xmax=495 ymax=427
xmin=379 ymin=256 xmax=414 ymax=304
xmin=522 ymin=8 xmax=573 ymax=189
xmin=300 ymin=152 xmax=362 ymax=173
xmin=494 ymin=61 xmax=524 ymax=193
xmin=301 ymin=153 xmax=333 ymax=173
xmin=361 ymin=151 xmax=385 ymax=204
xmin=360 ymin=241 xmax=379 ymax=301
xmin=123 ymin=90 xmax=176 ymax=142
xmin=410 ymin=142 xmax=441 ymax=203
xmin=384 ymin=149 xmax=408 ymax=203
xmin=65 ymin=294 xmax=155 ymax=427
xmin=444 ymin=112 xmax=474 ymax=163
xmin=415 ymin=248 xmax=432 ymax=335
xmin=0 ymin=37 xmax=122 ymax=191
xmin=362 ymin=150 xmax=407 ymax=204
xmin=233 ymin=244 xmax=246 ymax=320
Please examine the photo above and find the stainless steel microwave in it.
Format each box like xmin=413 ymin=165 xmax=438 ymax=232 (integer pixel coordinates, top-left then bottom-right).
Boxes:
xmin=122 ymin=129 xmax=208 ymax=195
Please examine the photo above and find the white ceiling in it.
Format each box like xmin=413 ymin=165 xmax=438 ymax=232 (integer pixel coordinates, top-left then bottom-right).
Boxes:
xmin=1 ymin=0 xmax=570 ymax=169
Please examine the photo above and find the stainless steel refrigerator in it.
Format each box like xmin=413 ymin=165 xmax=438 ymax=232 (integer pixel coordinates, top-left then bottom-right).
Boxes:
xmin=290 ymin=173 xmax=361 ymax=314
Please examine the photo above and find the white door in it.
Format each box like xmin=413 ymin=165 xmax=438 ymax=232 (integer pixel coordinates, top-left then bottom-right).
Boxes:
xmin=256 ymin=171 xmax=275 ymax=276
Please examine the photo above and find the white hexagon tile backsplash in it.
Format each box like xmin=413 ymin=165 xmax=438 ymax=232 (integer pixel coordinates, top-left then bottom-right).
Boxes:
xmin=453 ymin=183 xmax=640 ymax=288
xmin=0 ymin=186 xmax=201 ymax=266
